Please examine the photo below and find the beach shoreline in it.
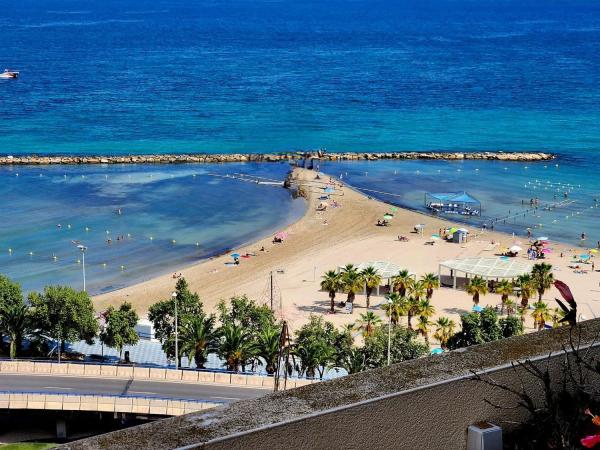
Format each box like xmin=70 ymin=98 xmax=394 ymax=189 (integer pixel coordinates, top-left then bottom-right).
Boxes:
xmin=92 ymin=168 xmax=597 ymax=334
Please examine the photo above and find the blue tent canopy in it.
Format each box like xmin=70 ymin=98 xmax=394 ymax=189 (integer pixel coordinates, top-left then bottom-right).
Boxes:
xmin=424 ymin=191 xmax=481 ymax=216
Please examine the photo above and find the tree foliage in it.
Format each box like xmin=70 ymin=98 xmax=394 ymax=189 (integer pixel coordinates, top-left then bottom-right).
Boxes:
xmin=100 ymin=302 xmax=139 ymax=360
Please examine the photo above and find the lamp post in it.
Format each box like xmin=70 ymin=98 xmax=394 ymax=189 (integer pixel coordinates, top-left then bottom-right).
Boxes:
xmin=172 ymin=291 xmax=179 ymax=370
xmin=387 ymin=298 xmax=393 ymax=366
xmin=77 ymin=245 xmax=87 ymax=292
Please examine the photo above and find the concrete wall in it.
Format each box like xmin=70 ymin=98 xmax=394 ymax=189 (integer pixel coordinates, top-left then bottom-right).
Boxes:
xmin=0 ymin=360 xmax=315 ymax=389
xmin=0 ymin=392 xmax=216 ymax=416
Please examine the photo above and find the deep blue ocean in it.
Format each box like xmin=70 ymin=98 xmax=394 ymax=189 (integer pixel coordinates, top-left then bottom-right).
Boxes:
xmin=1 ymin=0 xmax=599 ymax=293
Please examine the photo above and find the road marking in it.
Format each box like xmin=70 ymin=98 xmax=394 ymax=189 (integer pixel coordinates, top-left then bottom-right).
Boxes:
xmin=210 ymin=396 xmax=240 ymax=400
xmin=43 ymin=386 xmax=73 ymax=390
xmin=129 ymin=391 xmax=157 ymax=395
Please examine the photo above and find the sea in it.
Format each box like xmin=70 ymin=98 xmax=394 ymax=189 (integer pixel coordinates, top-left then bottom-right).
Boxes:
xmin=1 ymin=0 xmax=599 ymax=294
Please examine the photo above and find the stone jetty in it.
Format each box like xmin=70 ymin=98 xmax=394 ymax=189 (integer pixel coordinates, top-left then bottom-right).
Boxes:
xmin=0 ymin=151 xmax=554 ymax=165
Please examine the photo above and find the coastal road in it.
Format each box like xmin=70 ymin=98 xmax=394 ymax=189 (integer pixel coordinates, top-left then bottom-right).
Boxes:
xmin=0 ymin=373 xmax=270 ymax=403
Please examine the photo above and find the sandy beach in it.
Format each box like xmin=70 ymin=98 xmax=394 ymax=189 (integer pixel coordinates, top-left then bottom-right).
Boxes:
xmin=94 ymin=168 xmax=600 ymax=335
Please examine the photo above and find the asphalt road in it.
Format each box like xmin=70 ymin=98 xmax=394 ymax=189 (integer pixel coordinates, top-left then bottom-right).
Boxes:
xmin=0 ymin=373 xmax=270 ymax=403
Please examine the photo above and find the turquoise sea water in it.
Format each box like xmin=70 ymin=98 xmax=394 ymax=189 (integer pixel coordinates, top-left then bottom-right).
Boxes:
xmin=0 ymin=163 xmax=304 ymax=294
xmin=1 ymin=0 xmax=600 ymax=293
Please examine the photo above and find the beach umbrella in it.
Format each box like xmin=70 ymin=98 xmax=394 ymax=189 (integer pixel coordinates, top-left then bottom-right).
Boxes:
xmin=472 ymin=305 xmax=483 ymax=312
xmin=430 ymin=348 xmax=444 ymax=355
xmin=275 ymin=231 xmax=288 ymax=240
xmin=415 ymin=224 xmax=425 ymax=229
xmin=231 ymin=253 xmax=241 ymax=258
xmin=430 ymin=235 xmax=440 ymax=240
xmin=580 ymin=254 xmax=590 ymax=260
xmin=541 ymin=248 xmax=552 ymax=254
xmin=590 ymin=249 xmax=598 ymax=254
xmin=509 ymin=245 xmax=522 ymax=252
xmin=383 ymin=214 xmax=393 ymax=220
xmin=324 ymin=187 xmax=335 ymax=193
xmin=537 ymin=236 xmax=549 ymax=241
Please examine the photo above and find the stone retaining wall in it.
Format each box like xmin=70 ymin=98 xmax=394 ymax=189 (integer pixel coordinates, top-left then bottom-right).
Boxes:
xmin=0 ymin=151 xmax=554 ymax=166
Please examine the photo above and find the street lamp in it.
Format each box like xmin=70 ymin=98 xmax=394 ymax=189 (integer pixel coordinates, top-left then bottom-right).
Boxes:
xmin=172 ymin=291 xmax=179 ymax=370
xmin=77 ymin=245 xmax=87 ymax=292
xmin=387 ymin=297 xmax=393 ymax=366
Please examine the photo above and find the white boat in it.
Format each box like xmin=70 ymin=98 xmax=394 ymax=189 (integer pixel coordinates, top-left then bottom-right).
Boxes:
xmin=0 ymin=69 xmax=19 ymax=79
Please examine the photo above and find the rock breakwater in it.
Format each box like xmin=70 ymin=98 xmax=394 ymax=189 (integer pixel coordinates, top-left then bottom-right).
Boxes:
xmin=0 ymin=151 xmax=554 ymax=165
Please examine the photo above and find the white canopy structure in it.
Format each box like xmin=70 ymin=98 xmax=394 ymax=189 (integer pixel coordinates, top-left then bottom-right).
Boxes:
xmin=438 ymin=257 xmax=532 ymax=289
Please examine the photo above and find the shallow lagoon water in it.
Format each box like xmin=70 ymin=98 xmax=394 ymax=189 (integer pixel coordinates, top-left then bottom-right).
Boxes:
xmin=0 ymin=162 xmax=304 ymax=294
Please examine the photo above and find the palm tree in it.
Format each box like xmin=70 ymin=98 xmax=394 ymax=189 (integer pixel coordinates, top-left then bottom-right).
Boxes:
xmin=217 ymin=322 xmax=256 ymax=372
xmin=531 ymin=263 xmax=554 ymax=301
xmin=321 ymin=270 xmax=341 ymax=314
xmin=254 ymin=323 xmax=281 ymax=374
xmin=361 ymin=266 xmax=381 ymax=309
xmin=180 ymin=314 xmax=217 ymax=369
xmin=355 ymin=311 xmax=382 ymax=337
xmin=495 ymin=280 xmax=513 ymax=315
xmin=420 ymin=273 xmax=440 ymax=300
xmin=466 ymin=276 xmax=488 ymax=305
xmin=515 ymin=274 xmax=535 ymax=308
xmin=417 ymin=298 xmax=435 ymax=319
xmin=340 ymin=264 xmax=364 ymax=307
xmin=531 ymin=301 xmax=552 ymax=331
xmin=551 ymin=307 xmax=566 ymax=328
xmin=294 ymin=340 xmax=335 ymax=380
xmin=416 ymin=315 xmax=431 ymax=345
xmin=382 ymin=293 xmax=406 ymax=326
xmin=0 ymin=302 xmax=28 ymax=359
xmin=433 ymin=317 xmax=455 ymax=350
xmin=340 ymin=348 xmax=367 ymax=374
xmin=392 ymin=270 xmax=413 ymax=297
xmin=504 ymin=298 xmax=517 ymax=316
xmin=405 ymin=281 xmax=426 ymax=329
xmin=517 ymin=306 xmax=528 ymax=326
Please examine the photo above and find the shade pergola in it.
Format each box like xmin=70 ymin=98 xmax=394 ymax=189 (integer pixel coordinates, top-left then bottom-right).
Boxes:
xmin=425 ymin=191 xmax=481 ymax=216
xmin=438 ymin=257 xmax=532 ymax=289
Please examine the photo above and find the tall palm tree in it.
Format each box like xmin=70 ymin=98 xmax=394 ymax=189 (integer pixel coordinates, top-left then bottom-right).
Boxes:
xmin=321 ymin=270 xmax=341 ymax=313
xmin=504 ymin=298 xmax=517 ymax=316
xmin=466 ymin=276 xmax=488 ymax=305
xmin=417 ymin=298 xmax=435 ymax=319
xmin=420 ymin=273 xmax=440 ymax=300
xmin=341 ymin=264 xmax=364 ymax=307
xmin=361 ymin=266 xmax=381 ymax=309
xmin=433 ymin=317 xmax=455 ymax=350
xmin=495 ymin=280 xmax=513 ymax=315
xmin=406 ymin=281 xmax=426 ymax=329
xmin=0 ymin=302 xmax=28 ymax=359
xmin=531 ymin=301 xmax=552 ymax=331
xmin=531 ymin=263 xmax=554 ymax=301
xmin=382 ymin=293 xmax=407 ymax=326
xmin=254 ymin=323 xmax=281 ymax=374
xmin=392 ymin=270 xmax=413 ymax=297
xmin=416 ymin=315 xmax=431 ymax=345
xmin=217 ymin=322 xmax=256 ymax=372
xmin=180 ymin=314 xmax=217 ymax=369
xmin=355 ymin=311 xmax=382 ymax=337
xmin=515 ymin=273 xmax=535 ymax=308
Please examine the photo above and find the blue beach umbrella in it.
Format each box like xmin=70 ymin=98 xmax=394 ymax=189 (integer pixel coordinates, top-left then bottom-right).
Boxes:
xmin=472 ymin=305 xmax=483 ymax=312
xmin=580 ymin=254 xmax=590 ymax=260
xmin=231 ymin=253 xmax=241 ymax=258
xmin=324 ymin=187 xmax=335 ymax=193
